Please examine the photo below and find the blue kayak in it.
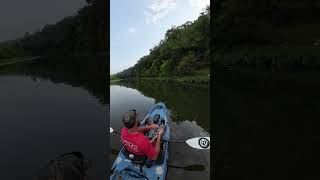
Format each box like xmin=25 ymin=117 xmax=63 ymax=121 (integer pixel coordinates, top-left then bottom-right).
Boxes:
xmin=110 ymin=102 xmax=170 ymax=180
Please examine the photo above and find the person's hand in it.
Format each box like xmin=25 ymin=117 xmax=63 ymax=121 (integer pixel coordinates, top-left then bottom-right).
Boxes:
xmin=151 ymin=127 xmax=164 ymax=143
xmin=158 ymin=127 xmax=164 ymax=137
xmin=149 ymin=124 xmax=159 ymax=130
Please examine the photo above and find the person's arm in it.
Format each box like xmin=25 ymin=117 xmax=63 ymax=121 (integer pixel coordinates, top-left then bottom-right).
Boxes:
xmin=142 ymin=115 xmax=149 ymax=122
xmin=149 ymin=128 xmax=164 ymax=160
xmin=137 ymin=124 xmax=158 ymax=133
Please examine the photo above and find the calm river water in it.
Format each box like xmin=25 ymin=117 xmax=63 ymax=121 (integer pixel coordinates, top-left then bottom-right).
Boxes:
xmin=0 ymin=56 xmax=108 ymax=180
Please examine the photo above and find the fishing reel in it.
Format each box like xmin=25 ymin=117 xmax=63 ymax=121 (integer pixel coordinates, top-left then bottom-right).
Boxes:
xmin=142 ymin=113 xmax=166 ymax=140
xmin=147 ymin=124 xmax=166 ymax=140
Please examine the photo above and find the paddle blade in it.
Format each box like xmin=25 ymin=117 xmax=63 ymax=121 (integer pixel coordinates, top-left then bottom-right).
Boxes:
xmin=186 ymin=137 xmax=210 ymax=149
xmin=110 ymin=127 xmax=113 ymax=133
xmin=168 ymin=164 xmax=205 ymax=171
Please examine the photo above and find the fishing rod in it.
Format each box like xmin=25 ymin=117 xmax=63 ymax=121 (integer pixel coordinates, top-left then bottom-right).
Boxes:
xmin=109 ymin=127 xmax=210 ymax=150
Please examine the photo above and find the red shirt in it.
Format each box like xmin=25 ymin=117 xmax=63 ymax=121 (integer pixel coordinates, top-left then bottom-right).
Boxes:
xmin=121 ymin=127 xmax=156 ymax=159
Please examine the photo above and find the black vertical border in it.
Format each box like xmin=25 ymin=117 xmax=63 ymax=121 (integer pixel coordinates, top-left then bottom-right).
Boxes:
xmin=106 ymin=0 xmax=111 ymax=178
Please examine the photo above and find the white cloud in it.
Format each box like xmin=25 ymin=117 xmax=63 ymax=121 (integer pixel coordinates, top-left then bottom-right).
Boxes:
xmin=128 ymin=27 xmax=136 ymax=33
xmin=144 ymin=0 xmax=177 ymax=24
xmin=189 ymin=0 xmax=210 ymax=11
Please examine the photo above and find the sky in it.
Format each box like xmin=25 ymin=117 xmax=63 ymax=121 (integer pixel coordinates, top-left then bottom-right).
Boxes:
xmin=0 ymin=0 xmax=86 ymax=42
xmin=110 ymin=0 xmax=210 ymax=74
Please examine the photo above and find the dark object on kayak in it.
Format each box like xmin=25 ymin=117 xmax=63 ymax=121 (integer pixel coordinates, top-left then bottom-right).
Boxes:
xmin=34 ymin=151 xmax=91 ymax=180
xmin=143 ymin=116 xmax=151 ymax=125
xmin=160 ymin=119 xmax=165 ymax=125
xmin=153 ymin=114 xmax=160 ymax=124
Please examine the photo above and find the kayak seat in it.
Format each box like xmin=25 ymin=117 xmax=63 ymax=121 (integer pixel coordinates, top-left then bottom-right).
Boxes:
xmin=122 ymin=148 xmax=146 ymax=165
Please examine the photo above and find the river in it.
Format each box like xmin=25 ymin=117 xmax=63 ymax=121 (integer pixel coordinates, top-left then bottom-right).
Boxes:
xmin=0 ymin=56 xmax=108 ymax=180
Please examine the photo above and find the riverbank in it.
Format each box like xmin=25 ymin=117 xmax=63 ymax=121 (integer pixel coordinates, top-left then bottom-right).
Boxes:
xmin=110 ymin=78 xmax=122 ymax=84
xmin=0 ymin=56 xmax=41 ymax=67
xmin=110 ymin=75 xmax=210 ymax=85
xmin=110 ymin=74 xmax=122 ymax=84
xmin=214 ymin=45 xmax=320 ymax=70
xmin=111 ymin=67 xmax=210 ymax=84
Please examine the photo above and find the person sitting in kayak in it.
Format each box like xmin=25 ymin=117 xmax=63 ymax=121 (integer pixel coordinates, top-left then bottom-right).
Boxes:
xmin=121 ymin=109 xmax=164 ymax=161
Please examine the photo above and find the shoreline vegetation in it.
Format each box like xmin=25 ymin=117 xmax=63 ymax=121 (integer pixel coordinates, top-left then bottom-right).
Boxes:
xmin=113 ymin=7 xmax=210 ymax=84
xmin=111 ymin=76 xmax=210 ymax=84
xmin=111 ymin=68 xmax=210 ymax=85
xmin=0 ymin=56 xmax=41 ymax=67
xmin=0 ymin=51 xmax=108 ymax=68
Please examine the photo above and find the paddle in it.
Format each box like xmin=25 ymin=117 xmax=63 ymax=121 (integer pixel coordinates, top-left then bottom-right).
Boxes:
xmin=168 ymin=164 xmax=206 ymax=171
xmin=109 ymin=127 xmax=210 ymax=150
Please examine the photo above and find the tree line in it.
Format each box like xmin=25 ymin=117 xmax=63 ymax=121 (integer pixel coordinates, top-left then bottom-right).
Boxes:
xmin=116 ymin=6 xmax=210 ymax=79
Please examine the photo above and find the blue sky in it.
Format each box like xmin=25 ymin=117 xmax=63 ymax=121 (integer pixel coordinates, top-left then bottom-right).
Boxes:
xmin=110 ymin=0 xmax=210 ymax=74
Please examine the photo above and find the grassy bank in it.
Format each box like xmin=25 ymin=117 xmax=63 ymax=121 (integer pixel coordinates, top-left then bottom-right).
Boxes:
xmin=0 ymin=56 xmax=41 ymax=67
xmin=112 ymin=75 xmax=209 ymax=85
xmin=111 ymin=67 xmax=210 ymax=85
xmin=110 ymin=74 xmax=122 ymax=84
xmin=214 ymin=45 xmax=320 ymax=70
xmin=110 ymin=79 xmax=122 ymax=84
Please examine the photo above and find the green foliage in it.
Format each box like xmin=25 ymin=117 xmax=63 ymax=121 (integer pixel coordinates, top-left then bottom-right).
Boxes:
xmin=160 ymin=59 xmax=175 ymax=77
xmin=177 ymin=52 xmax=197 ymax=75
xmin=117 ymin=6 xmax=210 ymax=79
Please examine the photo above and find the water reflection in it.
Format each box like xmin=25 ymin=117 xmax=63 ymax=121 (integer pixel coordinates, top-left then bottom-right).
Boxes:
xmin=115 ymin=80 xmax=210 ymax=131
xmin=0 ymin=56 xmax=108 ymax=180
xmin=0 ymin=55 xmax=108 ymax=105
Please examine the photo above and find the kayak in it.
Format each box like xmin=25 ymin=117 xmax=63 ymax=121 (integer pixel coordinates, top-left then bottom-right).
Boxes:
xmin=110 ymin=102 xmax=170 ymax=180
